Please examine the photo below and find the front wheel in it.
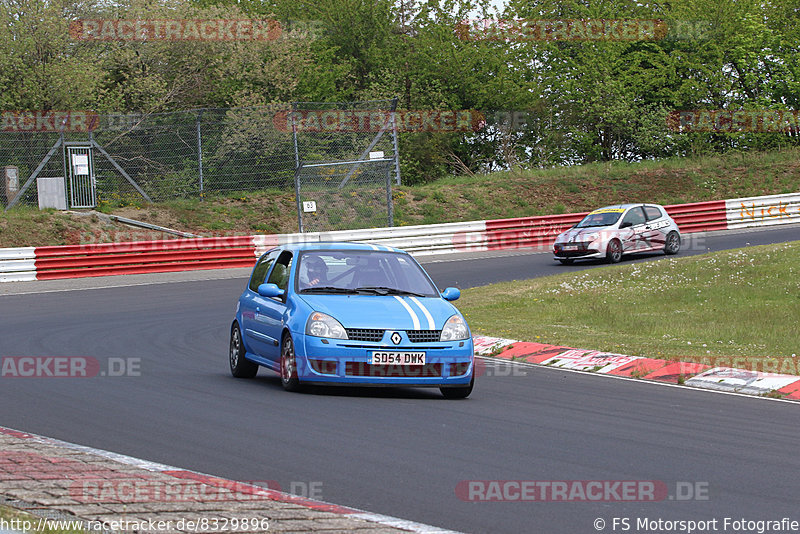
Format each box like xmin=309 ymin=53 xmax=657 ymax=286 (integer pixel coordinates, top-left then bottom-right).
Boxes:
xmin=606 ymin=239 xmax=623 ymax=264
xmin=440 ymin=375 xmax=474 ymax=399
xmin=664 ymin=231 xmax=681 ymax=255
xmin=230 ymin=323 xmax=258 ymax=378
xmin=280 ymin=333 xmax=301 ymax=392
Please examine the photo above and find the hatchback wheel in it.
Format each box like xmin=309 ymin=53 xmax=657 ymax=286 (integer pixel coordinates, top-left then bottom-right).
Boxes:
xmin=230 ymin=323 xmax=258 ymax=378
xmin=606 ymin=239 xmax=623 ymax=263
xmin=440 ymin=375 xmax=474 ymax=399
xmin=664 ymin=231 xmax=681 ymax=255
xmin=280 ymin=333 xmax=301 ymax=392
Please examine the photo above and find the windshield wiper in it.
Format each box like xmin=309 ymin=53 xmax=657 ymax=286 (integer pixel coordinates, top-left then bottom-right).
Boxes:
xmin=355 ymin=286 xmax=427 ymax=297
xmin=300 ymin=286 xmax=358 ymax=294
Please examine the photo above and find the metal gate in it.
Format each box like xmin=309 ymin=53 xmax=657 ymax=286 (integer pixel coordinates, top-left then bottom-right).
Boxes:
xmin=65 ymin=145 xmax=96 ymax=208
xmin=292 ymin=99 xmax=401 ymax=233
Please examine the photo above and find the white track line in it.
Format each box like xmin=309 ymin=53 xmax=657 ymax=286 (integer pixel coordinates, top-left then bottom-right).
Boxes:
xmin=477 ymin=356 xmax=800 ymax=405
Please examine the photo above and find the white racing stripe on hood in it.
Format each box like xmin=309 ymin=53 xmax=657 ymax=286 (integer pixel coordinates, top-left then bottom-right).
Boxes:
xmin=409 ymin=296 xmax=436 ymax=330
xmin=393 ymin=295 xmax=421 ymax=330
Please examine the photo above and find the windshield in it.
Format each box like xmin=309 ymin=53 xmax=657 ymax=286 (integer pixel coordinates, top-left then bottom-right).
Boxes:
xmin=575 ymin=210 xmax=623 ymax=228
xmin=296 ymin=250 xmax=439 ymax=297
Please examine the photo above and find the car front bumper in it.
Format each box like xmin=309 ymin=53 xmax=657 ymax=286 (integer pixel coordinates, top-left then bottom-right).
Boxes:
xmin=553 ymin=242 xmax=604 ymax=260
xmin=294 ymin=332 xmax=474 ymax=386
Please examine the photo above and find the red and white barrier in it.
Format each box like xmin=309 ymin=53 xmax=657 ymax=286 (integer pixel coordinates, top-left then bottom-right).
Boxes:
xmin=1 ymin=192 xmax=797 ymax=282
xmin=726 ymin=192 xmax=800 ymax=230
xmin=0 ymin=247 xmax=36 ymax=282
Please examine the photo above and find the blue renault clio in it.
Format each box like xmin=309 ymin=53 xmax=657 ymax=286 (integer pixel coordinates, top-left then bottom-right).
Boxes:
xmin=229 ymin=242 xmax=474 ymax=398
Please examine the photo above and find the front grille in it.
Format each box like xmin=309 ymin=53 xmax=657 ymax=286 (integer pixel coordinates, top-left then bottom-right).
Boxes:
xmin=406 ymin=330 xmax=442 ymax=343
xmin=345 ymin=363 xmax=443 ymax=378
xmin=557 ymin=249 xmax=597 ymax=258
xmin=555 ymin=243 xmax=597 ymax=257
xmin=346 ymin=328 xmax=385 ymax=342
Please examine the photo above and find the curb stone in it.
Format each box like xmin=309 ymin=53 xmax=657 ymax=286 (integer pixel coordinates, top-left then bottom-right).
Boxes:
xmin=0 ymin=427 xmax=462 ymax=534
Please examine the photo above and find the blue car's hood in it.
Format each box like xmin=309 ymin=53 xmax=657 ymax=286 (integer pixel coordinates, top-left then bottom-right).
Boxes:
xmin=298 ymin=294 xmax=458 ymax=330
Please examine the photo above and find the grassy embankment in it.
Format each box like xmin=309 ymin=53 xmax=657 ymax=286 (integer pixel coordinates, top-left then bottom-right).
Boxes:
xmin=459 ymin=241 xmax=800 ymax=370
xmin=1 ymin=147 xmax=799 ymax=247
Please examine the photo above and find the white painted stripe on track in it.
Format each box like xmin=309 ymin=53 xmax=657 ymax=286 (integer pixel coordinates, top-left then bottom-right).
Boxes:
xmin=475 ymin=356 xmax=800 ymax=405
xmin=20 ymin=432 xmax=178 ymax=472
xmin=393 ymin=295 xmax=421 ymax=330
xmin=348 ymin=512 xmax=463 ymax=533
xmin=408 ymin=296 xmax=436 ymax=330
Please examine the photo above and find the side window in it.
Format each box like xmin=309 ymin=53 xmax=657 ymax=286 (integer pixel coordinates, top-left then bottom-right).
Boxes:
xmin=267 ymin=251 xmax=293 ymax=292
xmin=248 ymin=250 xmax=279 ymax=292
xmin=622 ymin=207 xmax=646 ymax=227
xmin=644 ymin=206 xmax=663 ymax=221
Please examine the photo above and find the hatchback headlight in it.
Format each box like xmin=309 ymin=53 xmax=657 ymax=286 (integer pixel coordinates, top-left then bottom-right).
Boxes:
xmin=440 ymin=315 xmax=469 ymax=341
xmin=306 ymin=312 xmax=348 ymax=339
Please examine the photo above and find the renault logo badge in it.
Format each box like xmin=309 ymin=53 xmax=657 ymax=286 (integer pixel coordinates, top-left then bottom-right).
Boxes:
xmin=390 ymin=332 xmax=402 ymax=345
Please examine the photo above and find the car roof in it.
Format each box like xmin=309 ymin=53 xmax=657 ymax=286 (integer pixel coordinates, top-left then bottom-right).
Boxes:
xmin=276 ymin=241 xmax=403 ymax=254
xmin=592 ymin=203 xmax=662 ymax=211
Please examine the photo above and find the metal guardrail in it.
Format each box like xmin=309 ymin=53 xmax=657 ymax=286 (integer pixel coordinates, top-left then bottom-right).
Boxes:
xmin=726 ymin=192 xmax=800 ymax=229
xmin=2 ymin=193 xmax=798 ymax=282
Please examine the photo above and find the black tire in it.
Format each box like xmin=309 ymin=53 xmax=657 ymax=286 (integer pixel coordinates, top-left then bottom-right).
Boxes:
xmin=440 ymin=375 xmax=474 ymax=399
xmin=230 ymin=322 xmax=258 ymax=378
xmin=664 ymin=231 xmax=681 ymax=255
xmin=606 ymin=239 xmax=623 ymax=263
xmin=280 ymin=332 xmax=301 ymax=392
xmin=558 ymin=258 xmax=574 ymax=265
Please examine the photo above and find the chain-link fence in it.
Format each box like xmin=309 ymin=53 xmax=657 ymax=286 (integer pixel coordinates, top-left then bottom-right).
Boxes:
xmin=1 ymin=101 xmax=399 ymax=232
xmin=290 ymin=99 xmax=400 ymax=233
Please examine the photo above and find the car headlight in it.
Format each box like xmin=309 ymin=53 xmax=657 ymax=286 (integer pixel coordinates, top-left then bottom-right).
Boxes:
xmin=440 ymin=315 xmax=469 ymax=341
xmin=583 ymin=232 xmax=599 ymax=242
xmin=306 ymin=312 xmax=348 ymax=339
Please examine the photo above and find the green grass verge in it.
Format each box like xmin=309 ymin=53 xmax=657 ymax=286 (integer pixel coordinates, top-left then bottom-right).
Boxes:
xmin=458 ymin=242 xmax=800 ymax=370
xmin=0 ymin=504 xmax=84 ymax=533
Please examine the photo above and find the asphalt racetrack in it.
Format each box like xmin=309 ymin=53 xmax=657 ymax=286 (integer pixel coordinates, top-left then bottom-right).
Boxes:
xmin=1 ymin=225 xmax=799 ymax=533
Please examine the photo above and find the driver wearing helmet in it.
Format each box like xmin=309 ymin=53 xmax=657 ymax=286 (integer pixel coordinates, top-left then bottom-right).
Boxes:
xmin=301 ymin=255 xmax=328 ymax=288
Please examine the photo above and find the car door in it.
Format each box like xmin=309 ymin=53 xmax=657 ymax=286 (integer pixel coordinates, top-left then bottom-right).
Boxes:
xmin=251 ymin=250 xmax=293 ymax=363
xmin=240 ymin=249 xmax=280 ymax=357
xmin=619 ymin=206 xmax=647 ymax=251
xmin=642 ymin=205 xmax=668 ymax=250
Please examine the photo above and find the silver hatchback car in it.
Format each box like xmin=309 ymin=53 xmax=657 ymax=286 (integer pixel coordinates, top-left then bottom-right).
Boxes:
xmin=553 ymin=204 xmax=681 ymax=264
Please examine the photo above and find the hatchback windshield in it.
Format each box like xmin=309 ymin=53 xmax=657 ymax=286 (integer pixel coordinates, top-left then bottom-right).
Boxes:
xmin=296 ymin=250 xmax=439 ymax=297
xmin=575 ymin=210 xmax=623 ymax=228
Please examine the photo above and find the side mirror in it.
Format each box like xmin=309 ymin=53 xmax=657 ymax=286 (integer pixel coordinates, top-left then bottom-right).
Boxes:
xmin=441 ymin=287 xmax=460 ymax=301
xmin=619 ymin=221 xmax=632 ymax=229
xmin=257 ymin=283 xmax=285 ymax=298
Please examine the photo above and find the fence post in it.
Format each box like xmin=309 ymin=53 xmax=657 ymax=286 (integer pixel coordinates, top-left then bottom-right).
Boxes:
xmin=291 ymin=102 xmax=304 ymax=233
xmin=391 ymin=96 xmax=401 ymax=185
xmin=197 ymin=110 xmax=204 ymax=201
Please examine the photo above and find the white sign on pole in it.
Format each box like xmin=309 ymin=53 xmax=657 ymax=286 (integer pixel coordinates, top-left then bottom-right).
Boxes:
xmin=72 ymin=154 xmax=89 ymax=175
